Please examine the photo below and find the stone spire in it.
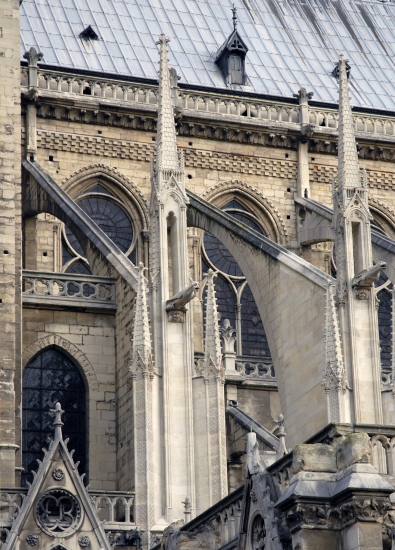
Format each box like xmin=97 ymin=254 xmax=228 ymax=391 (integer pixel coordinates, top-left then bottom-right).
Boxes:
xmin=204 ymin=269 xmax=222 ymax=372
xmin=336 ymin=55 xmax=360 ymax=191
xmin=155 ymin=34 xmax=179 ymax=173
xmin=131 ymin=262 xmax=152 ymax=372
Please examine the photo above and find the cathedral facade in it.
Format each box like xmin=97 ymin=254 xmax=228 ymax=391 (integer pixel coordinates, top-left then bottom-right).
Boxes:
xmin=2 ymin=0 xmax=395 ymax=548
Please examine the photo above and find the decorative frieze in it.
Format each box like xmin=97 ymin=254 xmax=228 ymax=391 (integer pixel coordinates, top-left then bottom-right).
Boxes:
xmin=34 ymin=129 xmax=298 ymax=179
xmin=310 ymin=163 xmax=395 ymax=190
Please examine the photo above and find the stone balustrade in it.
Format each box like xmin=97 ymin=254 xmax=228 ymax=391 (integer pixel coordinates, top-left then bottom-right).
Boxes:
xmin=0 ymin=488 xmax=25 ymax=528
xmin=22 ymin=270 xmax=116 ymax=310
xmin=0 ymin=488 xmax=135 ymax=532
xmin=21 ymin=67 xmax=395 ymax=141
xmin=89 ymin=490 xmax=135 ymax=529
xmin=367 ymin=431 xmax=395 ymax=475
xmin=175 ymin=485 xmax=244 ymax=550
xmin=235 ymin=357 xmax=276 ymax=383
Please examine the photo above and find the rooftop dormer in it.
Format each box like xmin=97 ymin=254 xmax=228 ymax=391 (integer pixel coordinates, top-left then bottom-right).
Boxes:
xmin=215 ymin=5 xmax=248 ymax=87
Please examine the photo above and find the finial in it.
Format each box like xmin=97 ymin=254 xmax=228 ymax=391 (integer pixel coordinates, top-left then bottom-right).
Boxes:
xmin=182 ymin=497 xmax=191 ymax=522
xmin=156 ymin=33 xmax=170 ymax=46
xmin=232 ymin=4 xmax=238 ymax=30
xmin=50 ymin=402 xmax=64 ymax=439
xmin=276 ymin=414 xmax=287 ymax=459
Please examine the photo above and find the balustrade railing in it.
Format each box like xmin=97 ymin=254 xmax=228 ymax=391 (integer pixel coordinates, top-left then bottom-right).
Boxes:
xmin=0 ymin=488 xmax=135 ymax=531
xmin=22 ymin=270 xmax=116 ymax=309
xmin=236 ymin=357 xmax=276 ymax=382
xmin=21 ymin=67 xmax=395 ymax=140
xmin=0 ymin=488 xmax=25 ymax=528
xmin=89 ymin=490 xmax=135 ymax=528
xmin=179 ymin=486 xmax=244 ymax=550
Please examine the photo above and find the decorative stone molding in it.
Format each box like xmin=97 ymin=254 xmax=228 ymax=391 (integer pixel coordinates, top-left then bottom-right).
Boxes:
xmin=23 ymin=335 xmax=99 ymax=391
xmin=26 ymin=534 xmax=39 ymax=546
xmin=78 ymin=535 xmax=91 ymax=547
xmin=35 ymin=130 xmax=297 ymax=187
xmin=286 ymin=497 xmax=393 ymax=532
xmin=201 ymin=179 xmax=289 ymax=245
xmin=310 ymin=163 xmax=395 ymax=191
xmin=52 ymin=468 xmax=64 ymax=481
xmin=61 ymin=163 xmax=150 ymax=228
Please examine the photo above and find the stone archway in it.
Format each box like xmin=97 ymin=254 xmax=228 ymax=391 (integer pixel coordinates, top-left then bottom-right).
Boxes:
xmin=23 ymin=334 xmax=99 ymax=392
xmin=187 ymin=190 xmax=332 ymax=447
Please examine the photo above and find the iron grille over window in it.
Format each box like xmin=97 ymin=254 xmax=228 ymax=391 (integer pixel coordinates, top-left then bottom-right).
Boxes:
xmin=22 ymin=349 xmax=86 ymax=487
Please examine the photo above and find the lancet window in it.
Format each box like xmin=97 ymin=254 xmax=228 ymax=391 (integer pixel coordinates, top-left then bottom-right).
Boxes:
xmin=202 ymin=200 xmax=271 ymax=362
xmin=22 ymin=349 xmax=86 ymax=487
xmin=62 ymin=183 xmax=136 ymax=274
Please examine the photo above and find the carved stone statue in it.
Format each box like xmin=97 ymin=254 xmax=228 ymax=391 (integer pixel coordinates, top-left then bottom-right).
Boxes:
xmin=351 ymin=261 xmax=386 ymax=287
xmin=165 ymin=282 xmax=199 ymax=312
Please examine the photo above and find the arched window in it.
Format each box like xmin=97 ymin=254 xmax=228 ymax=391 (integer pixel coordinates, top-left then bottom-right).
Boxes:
xmin=62 ymin=184 xmax=136 ymax=274
xmin=22 ymin=349 xmax=86 ymax=487
xmin=202 ymin=200 xmax=271 ymax=363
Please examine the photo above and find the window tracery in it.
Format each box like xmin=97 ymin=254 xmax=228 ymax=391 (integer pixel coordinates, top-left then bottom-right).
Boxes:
xmin=22 ymin=349 xmax=86 ymax=487
xmin=202 ymin=200 xmax=271 ymax=362
xmin=62 ymin=184 xmax=135 ymax=274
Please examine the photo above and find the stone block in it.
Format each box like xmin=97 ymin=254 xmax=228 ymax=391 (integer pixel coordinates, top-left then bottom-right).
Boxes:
xmin=292 ymin=443 xmax=337 ymax=474
xmin=336 ymin=433 xmax=371 ymax=471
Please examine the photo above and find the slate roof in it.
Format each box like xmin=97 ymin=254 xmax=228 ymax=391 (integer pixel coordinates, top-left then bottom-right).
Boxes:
xmin=20 ymin=0 xmax=395 ymax=110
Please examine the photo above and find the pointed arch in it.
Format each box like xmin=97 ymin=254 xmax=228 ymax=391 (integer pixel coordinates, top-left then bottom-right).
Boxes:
xmin=201 ymin=180 xmax=288 ymax=245
xmin=23 ymin=335 xmax=99 ymax=391
xmin=369 ymin=197 xmax=395 ymax=240
xmin=61 ymin=163 xmax=150 ymax=230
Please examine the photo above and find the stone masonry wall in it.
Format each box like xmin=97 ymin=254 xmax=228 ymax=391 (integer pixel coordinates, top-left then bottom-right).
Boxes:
xmin=115 ymin=276 xmax=136 ymax=491
xmin=22 ymin=307 xmax=117 ymax=490
xmin=0 ymin=0 xmax=22 ymax=487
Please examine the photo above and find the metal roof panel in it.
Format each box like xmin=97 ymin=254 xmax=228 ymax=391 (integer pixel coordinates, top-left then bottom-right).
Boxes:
xmin=20 ymin=0 xmax=395 ymax=109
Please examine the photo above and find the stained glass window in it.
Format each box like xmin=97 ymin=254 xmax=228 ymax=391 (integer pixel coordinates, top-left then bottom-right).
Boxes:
xmin=376 ymin=272 xmax=392 ymax=371
xmin=62 ymin=188 xmax=134 ymax=274
xmin=202 ymin=201 xmax=271 ymax=359
xmin=22 ymin=349 xmax=86 ymax=487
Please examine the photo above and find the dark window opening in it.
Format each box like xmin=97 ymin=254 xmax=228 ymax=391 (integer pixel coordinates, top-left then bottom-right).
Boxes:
xmin=229 ymin=55 xmax=243 ymax=84
xmin=22 ymin=349 xmax=86 ymax=487
xmin=79 ymin=25 xmax=99 ymax=41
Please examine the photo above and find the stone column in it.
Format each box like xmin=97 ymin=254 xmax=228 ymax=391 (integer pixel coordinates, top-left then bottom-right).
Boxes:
xmin=0 ymin=0 xmax=22 ymax=488
xmin=294 ymin=88 xmax=314 ymax=199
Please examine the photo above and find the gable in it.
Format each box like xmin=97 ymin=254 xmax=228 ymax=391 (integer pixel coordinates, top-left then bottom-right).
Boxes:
xmin=4 ymin=404 xmax=111 ymax=550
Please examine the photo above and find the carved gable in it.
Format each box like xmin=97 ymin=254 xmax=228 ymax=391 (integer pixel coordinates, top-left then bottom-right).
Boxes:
xmin=4 ymin=404 xmax=111 ymax=550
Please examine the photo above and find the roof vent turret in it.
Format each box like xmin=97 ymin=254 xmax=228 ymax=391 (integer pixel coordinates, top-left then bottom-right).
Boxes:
xmin=79 ymin=25 xmax=99 ymax=41
xmin=215 ymin=5 xmax=248 ymax=86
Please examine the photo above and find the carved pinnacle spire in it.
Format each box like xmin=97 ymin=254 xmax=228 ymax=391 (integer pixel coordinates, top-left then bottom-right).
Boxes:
xmin=336 ymin=55 xmax=360 ymax=191
xmin=204 ymin=270 xmax=222 ymax=371
xmin=232 ymin=4 xmax=238 ymax=29
xmin=155 ymin=34 xmax=179 ymax=173
xmin=50 ymin=402 xmax=64 ymax=439
xmin=131 ymin=263 xmax=153 ymax=372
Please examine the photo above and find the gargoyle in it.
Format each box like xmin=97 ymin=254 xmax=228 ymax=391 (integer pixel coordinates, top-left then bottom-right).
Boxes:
xmin=351 ymin=261 xmax=386 ymax=288
xmin=165 ymin=282 xmax=199 ymax=312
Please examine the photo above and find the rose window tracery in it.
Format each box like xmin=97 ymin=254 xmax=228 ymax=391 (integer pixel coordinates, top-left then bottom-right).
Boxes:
xmin=62 ymin=184 xmax=135 ymax=274
xmin=35 ymin=489 xmax=82 ymax=537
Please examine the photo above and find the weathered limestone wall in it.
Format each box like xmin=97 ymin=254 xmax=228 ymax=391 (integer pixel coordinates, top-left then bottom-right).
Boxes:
xmin=236 ymin=387 xmax=280 ymax=431
xmin=23 ymin=214 xmax=61 ymax=271
xmin=0 ymin=0 xmax=22 ymax=487
xmin=22 ymin=307 xmax=117 ymax=489
xmin=115 ymin=276 xmax=136 ymax=491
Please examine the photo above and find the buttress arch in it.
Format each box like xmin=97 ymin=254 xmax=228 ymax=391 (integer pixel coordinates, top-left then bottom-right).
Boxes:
xmin=201 ymin=180 xmax=289 ymax=245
